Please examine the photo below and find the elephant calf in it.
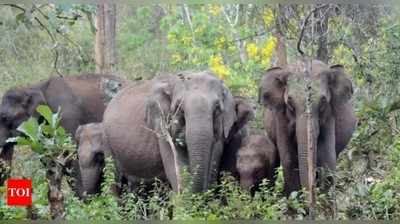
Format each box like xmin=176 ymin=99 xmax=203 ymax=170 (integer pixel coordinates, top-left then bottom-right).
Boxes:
xmin=236 ymin=135 xmax=279 ymax=191
xmin=220 ymin=96 xmax=255 ymax=178
xmin=75 ymin=123 xmax=109 ymax=196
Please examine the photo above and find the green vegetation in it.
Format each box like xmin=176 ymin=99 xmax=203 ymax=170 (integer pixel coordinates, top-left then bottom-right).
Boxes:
xmin=0 ymin=4 xmax=400 ymax=220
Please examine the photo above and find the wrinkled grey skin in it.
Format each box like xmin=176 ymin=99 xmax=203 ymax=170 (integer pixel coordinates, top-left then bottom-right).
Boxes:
xmin=103 ymin=71 xmax=242 ymax=192
xmin=219 ymin=96 xmax=256 ymax=178
xmin=0 ymin=74 xmax=126 ymax=187
xmin=259 ymin=60 xmax=357 ymax=194
xmin=236 ymin=135 xmax=279 ymax=192
xmin=75 ymin=123 xmax=109 ymax=196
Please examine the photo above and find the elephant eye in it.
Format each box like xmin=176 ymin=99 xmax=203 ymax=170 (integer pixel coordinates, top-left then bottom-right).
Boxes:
xmin=319 ymin=96 xmax=328 ymax=112
xmin=213 ymin=101 xmax=222 ymax=116
xmin=286 ymin=97 xmax=295 ymax=113
xmin=263 ymin=92 xmax=270 ymax=101
xmin=0 ymin=113 xmax=10 ymax=125
xmin=0 ymin=114 xmax=7 ymax=123
xmin=93 ymin=152 xmax=105 ymax=164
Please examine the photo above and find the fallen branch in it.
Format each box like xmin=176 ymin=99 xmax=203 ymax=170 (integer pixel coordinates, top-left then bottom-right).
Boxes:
xmin=141 ymin=99 xmax=184 ymax=193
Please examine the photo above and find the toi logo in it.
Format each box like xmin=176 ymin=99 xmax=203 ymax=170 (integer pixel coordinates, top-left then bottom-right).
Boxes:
xmin=6 ymin=179 xmax=32 ymax=206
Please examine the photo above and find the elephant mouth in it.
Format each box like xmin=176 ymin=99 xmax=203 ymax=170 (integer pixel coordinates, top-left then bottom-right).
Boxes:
xmin=171 ymin=113 xmax=187 ymax=149
xmin=173 ymin=126 xmax=187 ymax=150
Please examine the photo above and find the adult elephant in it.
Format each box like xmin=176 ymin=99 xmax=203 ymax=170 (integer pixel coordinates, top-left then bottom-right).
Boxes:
xmin=103 ymin=71 xmax=248 ymax=192
xmin=258 ymin=60 xmax=357 ymax=194
xmin=0 ymin=74 xmax=126 ymax=186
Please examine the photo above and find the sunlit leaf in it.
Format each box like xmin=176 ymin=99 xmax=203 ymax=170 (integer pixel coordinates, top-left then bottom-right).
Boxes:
xmin=16 ymin=117 xmax=39 ymax=141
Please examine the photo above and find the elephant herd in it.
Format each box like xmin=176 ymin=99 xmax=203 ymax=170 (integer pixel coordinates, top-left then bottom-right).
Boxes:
xmin=0 ymin=59 xmax=357 ymax=198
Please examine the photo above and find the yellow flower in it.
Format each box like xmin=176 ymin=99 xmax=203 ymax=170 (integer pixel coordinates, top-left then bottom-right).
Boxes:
xmin=182 ymin=36 xmax=192 ymax=45
xmin=228 ymin=45 xmax=237 ymax=53
xmin=215 ymin=36 xmax=226 ymax=49
xmin=209 ymin=4 xmax=222 ymax=16
xmin=194 ymin=26 xmax=205 ymax=35
xmin=167 ymin=33 xmax=176 ymax=43
xmin=261 ymin=36 xmax=278 ymax=67
xmin=209 ymin=55 xmax=230 ymax=80
xmin=172 ymin=53 xmax=182 ymax=65
xmin=246 ymin=43 xmax=258 ymax=60
xmin=263 ymin=8 xmax=275 ymax=27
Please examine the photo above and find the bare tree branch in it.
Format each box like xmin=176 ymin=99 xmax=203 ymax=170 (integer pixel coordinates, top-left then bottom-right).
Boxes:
xmin=297 ymin=4 xmax=329 ymax=56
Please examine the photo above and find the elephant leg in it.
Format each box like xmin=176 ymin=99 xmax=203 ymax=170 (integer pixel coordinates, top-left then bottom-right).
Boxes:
xmin=279 ymin=146 xmax=300 ymax=195
xmin=158 ymin=139 xmax=188 ymax=192
xmin=317 ymin=118 xmax=336 ymax=191
xmin=208 ymin=140 xmax=223 ymax=187
xmin=275 ymin=112 xmax=300 ymax=195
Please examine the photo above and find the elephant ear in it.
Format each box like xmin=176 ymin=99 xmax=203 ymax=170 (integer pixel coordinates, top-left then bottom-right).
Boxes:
xmin=23 ymin=88 xmax=47 ymax=116
xmin=145 ymin=77 xmax=174 ymax=130
xmin=258 ymin=67 xmax=289 ymax=109
xmin=325 ymin=64 xmax=354 ymax=105
xmin=226 ymin=96 xmax=255 ymax=142
xmin=75 ymin=125 xmax=84 ymax=143
xmin=77 ymin=123 xmax=106 ymax=162
xmin=221 ymin=86 xmax=237 ymax=139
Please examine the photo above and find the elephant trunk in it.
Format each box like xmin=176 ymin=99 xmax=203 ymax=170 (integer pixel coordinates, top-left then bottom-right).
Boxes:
xmin=296 ymin=115 xmax=319 ymax=191
xmin=0 ymin=124 xmax=10 ymax=148
xmin=80 ymin=166 xmax=102 ymax=196
xmin=185 ymin=100 xmax=214 ymax=192
xmin=240 ymin=174 xmax=254 ymax=191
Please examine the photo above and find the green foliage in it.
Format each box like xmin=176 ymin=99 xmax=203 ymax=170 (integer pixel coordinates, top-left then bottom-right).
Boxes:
xmin=65 ymin=157 xmax=121 ymax=220
xmin=7 ymin=105 xmax=74 ymax=159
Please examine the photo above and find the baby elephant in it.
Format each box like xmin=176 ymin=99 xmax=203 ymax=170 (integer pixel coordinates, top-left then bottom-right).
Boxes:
xmin=75 ymin=122 xmax=109 ymax=197
xmin=236 ymin=135 xmax=279 ymax=191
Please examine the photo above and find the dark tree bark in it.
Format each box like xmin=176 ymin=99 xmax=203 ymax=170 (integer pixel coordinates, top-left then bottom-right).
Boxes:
xmin=95 ymin=2 xmax=117 ymax=74
xmin=47 ymin=161 xmax=64 ymax=219
xmin=0 ymin=144 xmax=13 ymax=186
xmin=275 ymin=5 xmax=288 ymax=67
xmin=149 ymin=5 xmax=166 ymax=40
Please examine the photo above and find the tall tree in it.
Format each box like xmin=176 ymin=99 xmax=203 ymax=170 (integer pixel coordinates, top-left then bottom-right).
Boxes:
xmin=95 ymin=2 xmax=117 ymax=74
xmin=275 ymin=4 xmax=288 ymax=67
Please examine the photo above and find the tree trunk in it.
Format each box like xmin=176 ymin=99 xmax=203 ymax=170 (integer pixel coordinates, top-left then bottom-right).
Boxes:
xmin=275 ymin=5 xmax=288 ymax=67
xmin=304 ymin=59 xmax=316 ymax=220
xmin=149 ymin=5 xmax=166 ymax=40
xmin=47 ymin=161 xmax=64 ymax=219
xmin=0 ymin=144 xmax=13 ymax=186
xmin=95 ymin=2 xmax=117 ymax=74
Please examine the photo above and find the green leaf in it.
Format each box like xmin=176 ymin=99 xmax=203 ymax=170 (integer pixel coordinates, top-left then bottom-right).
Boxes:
xmin=6 ymin=136 xmax=30 ymax=146
xmin=31 ymin=141 xmax=45 ymax=154
xmin=17 ymin=117 xmax=39 ymax=141
xmin=52 ymin=107 xmax=62 ymax=129
xmin=36 ymin=105 xmax=53 ymax=125
xmin=15 ymin=12 xmax=26 ymax=24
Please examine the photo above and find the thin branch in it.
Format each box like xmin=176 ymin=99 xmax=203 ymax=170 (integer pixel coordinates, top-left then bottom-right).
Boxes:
xmin=229 ymin=30 xmax=268 ymax=44
xmin=0 ymin=3 xmax=26 ymax=12
xmin=2 ymin=3 xmax=62 ymax=76
xmin=182 ymin=4 xmax=195 ymax=44
xmin=297 ymin=4 xmax=329 ymax=56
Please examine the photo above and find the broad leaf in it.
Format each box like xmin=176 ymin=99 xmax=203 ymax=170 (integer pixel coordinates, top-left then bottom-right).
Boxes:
xmin=36 ymin=105 xmax=54 ymax=126
xmin=51 ymin=107 xmax=62 ymax=129
xmin=6 ymin=136 xmax=30 ymax=146
xmin=17 ymin=117 xmax=39 ymax=141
